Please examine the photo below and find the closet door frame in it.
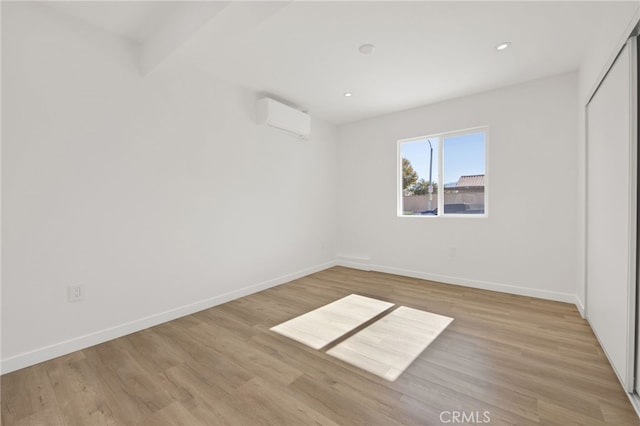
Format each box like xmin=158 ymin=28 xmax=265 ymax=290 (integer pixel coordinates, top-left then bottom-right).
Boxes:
xmin=585 ymin=35 xmax=638 ymax=392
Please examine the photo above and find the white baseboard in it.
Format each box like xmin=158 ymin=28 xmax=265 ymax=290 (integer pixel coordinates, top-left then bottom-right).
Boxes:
xmin=336 ymin=255 xmax=371 ymax=271
xmin=0 ymin=260 xmax=336 ymax=375
xmin=627 ymin=392 xmax=640 ymax=419
xmin=575 ymin=297 xmax=586 ymax=318
xmin=2 ymin=259 xmax=584 ymax=374
xmin=370 ymin=264 xmax=578 ymax=305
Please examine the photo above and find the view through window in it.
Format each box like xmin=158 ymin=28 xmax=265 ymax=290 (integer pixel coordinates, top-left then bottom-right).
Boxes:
xmin=399 ymin=128 xmax=487 ymax=216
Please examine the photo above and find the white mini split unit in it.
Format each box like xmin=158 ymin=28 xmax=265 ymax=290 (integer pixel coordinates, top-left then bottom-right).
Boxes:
xmin=257 ymin=97 xmax=311 ymax=140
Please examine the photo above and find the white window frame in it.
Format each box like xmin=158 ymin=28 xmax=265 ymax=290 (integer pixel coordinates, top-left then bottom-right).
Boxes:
xmin=397 ymin=126 xmax=489 ymax=218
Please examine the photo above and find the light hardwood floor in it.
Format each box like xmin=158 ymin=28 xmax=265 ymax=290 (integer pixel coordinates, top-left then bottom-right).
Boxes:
xmin=2 ymin=266 xmax=639 ymax=425
xmin=270 ymin=293 xmax=394 ymax=349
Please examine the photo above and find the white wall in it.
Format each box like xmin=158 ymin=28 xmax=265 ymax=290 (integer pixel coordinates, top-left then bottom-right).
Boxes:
xmin=1 ymin=3 xmax=338 ymax=372
xmin=576 ymin=5 xmax=640 ymax=312
xmin=337 ymin=73 xmax=579 ymax=302
xmin=4 ymin=0 xmax=636 ymax=375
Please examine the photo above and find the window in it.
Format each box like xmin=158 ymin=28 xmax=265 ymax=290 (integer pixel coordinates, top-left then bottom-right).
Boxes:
xmin=398 ymin=128 xmax=487 ymax=217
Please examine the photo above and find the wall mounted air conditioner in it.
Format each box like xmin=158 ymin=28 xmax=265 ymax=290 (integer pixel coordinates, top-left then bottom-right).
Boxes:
xmin=257 ymin=97 xmax=311 ymax=139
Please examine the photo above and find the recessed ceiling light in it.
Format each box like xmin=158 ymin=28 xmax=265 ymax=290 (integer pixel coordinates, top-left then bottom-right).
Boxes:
xmin=344 ymin=92 xmax=353 ymax=97
xmin=359 ymin=44 xmax=376 ymax=55
xmin=496 ymin=42 xmax=511 ymax=51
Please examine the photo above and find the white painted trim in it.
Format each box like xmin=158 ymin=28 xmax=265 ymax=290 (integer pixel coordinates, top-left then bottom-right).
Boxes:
xmin=370 ymin=264 xmax=578 ymax=305
xmin=627 ymin=392 xmax=640 ymax=419
xmin=1 ymin=258 xmax=586 ymax=375
xmin=575 ymin=297 xmax=586 ymax=319
xmin=580 ymin=8 xmax=639 ymax=350
xmin=397 ymin=126 xmax=489 ymax=218
xmin=588 ymin=315 xmax=633 ymax=394
xmin=585 ymin=10 xmax=640 ymax=105
xmin=585 ymin=37 xmax=638 ymax=394
xmin=397 ymin=138 xmax=404 ymax=216
xmin=336 ymin=256 xmax=372 ymax=271
xmin=0 ymin=260 xmax=336 ymax=375
xmin=581 ymin=94 xmax=589 ymax=319
xmin=626 ymin=35 xmax=638 ymax=393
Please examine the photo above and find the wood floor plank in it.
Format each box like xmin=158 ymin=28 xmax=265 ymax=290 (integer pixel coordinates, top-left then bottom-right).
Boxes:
xmin=45 ymin=356 xmax=119 ymax=426
xmin=188 ymin=323 xmax=305 ymax=386
xmin=271 ymin=294 xmax=394 ymax=350
xmin=2 ymin=266 xmax=639 ymax=425
xmin=211 ymin=376 xmax=341 ymax=426
xmin=138 ymin=401 xmax=206 ymax=426
xmin=327 ymin=306 xmax=453 ymax=381
xmin=1 ymin=364 xmax=64 ymax=426
xmin=288 ymin=373 xmax=405 ymax=426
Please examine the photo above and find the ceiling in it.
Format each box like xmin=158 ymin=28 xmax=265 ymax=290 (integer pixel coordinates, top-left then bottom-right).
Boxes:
xmin=44 ymin=1 xmax=189 ymax=44
xmin=44 ymin=1 xmax=638 ymax=125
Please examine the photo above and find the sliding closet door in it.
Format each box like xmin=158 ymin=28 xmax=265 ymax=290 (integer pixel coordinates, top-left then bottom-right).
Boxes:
xmin=586 ymin=37 xmax=637 ymax=392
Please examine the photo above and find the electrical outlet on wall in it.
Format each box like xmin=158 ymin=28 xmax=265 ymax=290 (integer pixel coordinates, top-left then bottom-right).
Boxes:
xmin=68 ymin=285 xmax=84 ymax=303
